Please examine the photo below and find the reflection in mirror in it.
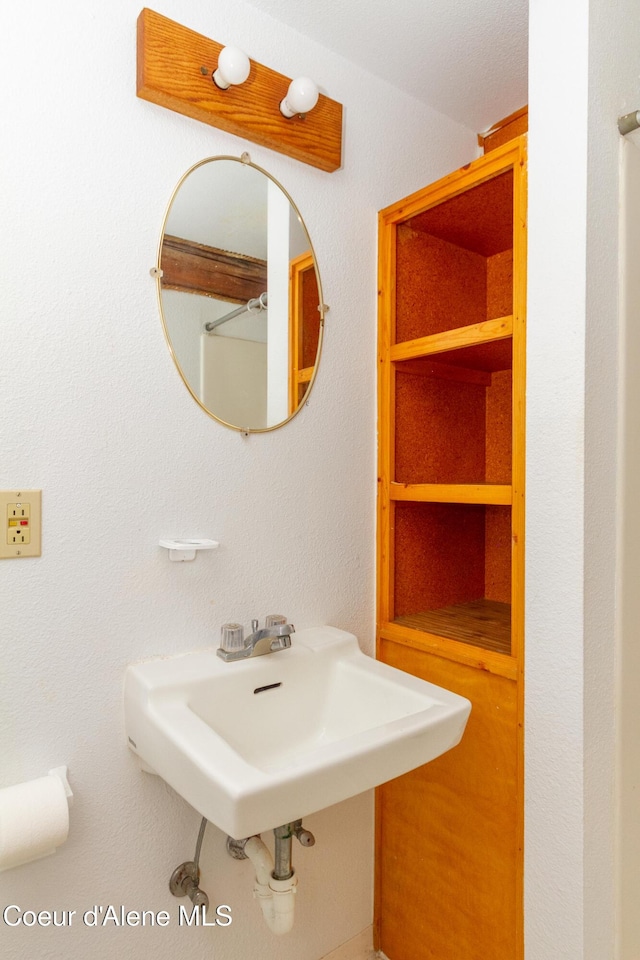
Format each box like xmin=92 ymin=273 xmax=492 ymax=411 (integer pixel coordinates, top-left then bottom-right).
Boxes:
xmin=156 ymin=156 xmax=324 ymax=432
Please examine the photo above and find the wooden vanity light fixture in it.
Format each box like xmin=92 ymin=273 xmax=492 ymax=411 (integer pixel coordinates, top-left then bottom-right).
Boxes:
xmin=136 ymin=8 xmax=343 ymax=173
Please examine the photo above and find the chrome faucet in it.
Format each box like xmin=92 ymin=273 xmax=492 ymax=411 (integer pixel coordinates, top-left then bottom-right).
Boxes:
xmin=217 ymin=618 xmax=295 ymax=662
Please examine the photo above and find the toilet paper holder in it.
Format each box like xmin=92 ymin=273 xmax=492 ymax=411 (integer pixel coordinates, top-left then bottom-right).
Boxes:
xmin=0 ymin=765 xmax=74 ymax=873
xmin=48 ymin=766 xmax=73 ymax=806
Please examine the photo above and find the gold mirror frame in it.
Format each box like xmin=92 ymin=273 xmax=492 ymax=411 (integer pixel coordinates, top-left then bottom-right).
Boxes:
xmin=154 ymin=154 xmax=326 ymax=433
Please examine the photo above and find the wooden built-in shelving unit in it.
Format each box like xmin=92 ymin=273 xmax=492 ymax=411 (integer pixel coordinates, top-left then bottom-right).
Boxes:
xmin=375 ymin=131 xmax=527 ymax=960
xmin=377 ymin=141 xmax=525 ymax=671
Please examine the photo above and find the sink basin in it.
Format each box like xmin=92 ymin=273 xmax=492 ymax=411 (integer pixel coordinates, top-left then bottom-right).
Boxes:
xmin=124 ymin=626 xmax=471 ymax=838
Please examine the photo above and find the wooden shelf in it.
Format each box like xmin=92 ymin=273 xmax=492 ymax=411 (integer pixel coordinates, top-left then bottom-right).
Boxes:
xmin=394 ymin=599 xmax=511 ymax=655
xmin=390 ymin=315 xmax=512 ymax=363
xmin=376 ymin=133 xmax=527 ymax=960
xmin=390 ymin=482 xmax=512 ymax=505
xmin=378 ymin=620 xmax=517 ymax=680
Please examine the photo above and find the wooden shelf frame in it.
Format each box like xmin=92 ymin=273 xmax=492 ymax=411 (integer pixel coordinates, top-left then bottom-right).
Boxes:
xmin=375 ymin=133 xmax=527 ymax=960
xmin=377 ymin=136 xmax=526 ymax=665
xmin=380 ymin=141 xmax=525 ymax=228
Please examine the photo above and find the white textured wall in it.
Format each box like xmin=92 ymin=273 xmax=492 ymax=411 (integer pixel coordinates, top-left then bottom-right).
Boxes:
xmin=527 ymin=0 xmax=640 ymax=958
xmin=526 ymin=4 xmax=589 ymax=954
xmin=0 ymin=2 xmax=474 ymax=958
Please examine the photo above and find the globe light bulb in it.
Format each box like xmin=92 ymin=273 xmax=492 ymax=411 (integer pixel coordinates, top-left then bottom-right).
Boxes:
xmin=279 ymin=77 xmax=319 ymax=118
xmin=213 ymin=46 xmax=250 ymax=89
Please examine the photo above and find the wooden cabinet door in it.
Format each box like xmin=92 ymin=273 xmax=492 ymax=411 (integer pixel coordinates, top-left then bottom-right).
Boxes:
xmin=376 ymin=640 xmax=519 ymax=960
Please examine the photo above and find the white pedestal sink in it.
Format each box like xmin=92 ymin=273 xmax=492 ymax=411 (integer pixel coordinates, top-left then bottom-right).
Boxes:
xmin=124 ymin=626 xmax=471 ymax=838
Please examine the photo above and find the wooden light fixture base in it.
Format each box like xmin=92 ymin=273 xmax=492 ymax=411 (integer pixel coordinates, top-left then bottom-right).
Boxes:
xmin=137 ymin=8 xmax=343 ymax=173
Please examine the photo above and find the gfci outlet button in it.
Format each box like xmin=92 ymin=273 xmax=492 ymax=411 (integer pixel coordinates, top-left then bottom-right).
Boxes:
xmin=0 ymin=490 xmax=41 ymax=558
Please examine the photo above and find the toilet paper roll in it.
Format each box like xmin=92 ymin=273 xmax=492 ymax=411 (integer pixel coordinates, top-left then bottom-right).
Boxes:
xmin=0 ymin=772 xmax=70 ymax=872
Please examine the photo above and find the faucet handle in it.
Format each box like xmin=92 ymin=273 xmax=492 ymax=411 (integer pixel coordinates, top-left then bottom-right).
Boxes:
xmin=220 ymin=622 xmax=244 ymax=653
xmin=292 ymin=819 xmax=315 ymax=846
xmin=265 ymin=614 xmax=287 ymax=627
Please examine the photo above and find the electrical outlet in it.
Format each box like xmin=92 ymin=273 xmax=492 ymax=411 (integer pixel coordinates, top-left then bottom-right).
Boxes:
xmin=7 ymin=500 xmax=31 ymax=544
xmin=0 ymin=490 xmax=41 ymax=558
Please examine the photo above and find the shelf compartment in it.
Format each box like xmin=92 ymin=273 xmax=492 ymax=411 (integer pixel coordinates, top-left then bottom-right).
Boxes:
xmin=392 ymin=501 xmax=512 ymax=654
xmin=394 ymin=170 xmax=514 ymax=343
xmin=394 ymin=338 xmax=512 ymax=486
xmin=395 ymin=600 xmax=511 ymax=656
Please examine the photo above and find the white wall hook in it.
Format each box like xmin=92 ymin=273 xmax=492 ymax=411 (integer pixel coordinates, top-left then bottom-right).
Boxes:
xmin=159 ymin=539 xmax=220 ymax=562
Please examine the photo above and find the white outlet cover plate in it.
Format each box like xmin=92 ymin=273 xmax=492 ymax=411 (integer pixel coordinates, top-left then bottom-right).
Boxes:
xmin=0 ymin=489 xmax=41 ymax=559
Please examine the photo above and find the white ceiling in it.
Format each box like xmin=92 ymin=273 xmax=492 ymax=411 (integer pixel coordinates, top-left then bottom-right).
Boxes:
xmin=243 ymin=0 xmax=528 ymax=133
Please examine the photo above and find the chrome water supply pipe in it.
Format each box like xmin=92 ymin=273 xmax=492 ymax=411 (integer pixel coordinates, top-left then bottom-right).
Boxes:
xmin=169 ymin=816 xmax=210 ymax=910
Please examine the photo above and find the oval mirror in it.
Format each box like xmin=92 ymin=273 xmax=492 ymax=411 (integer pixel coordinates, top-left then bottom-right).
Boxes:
xmin=155 ymin=155 xmax=325 ymax=433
